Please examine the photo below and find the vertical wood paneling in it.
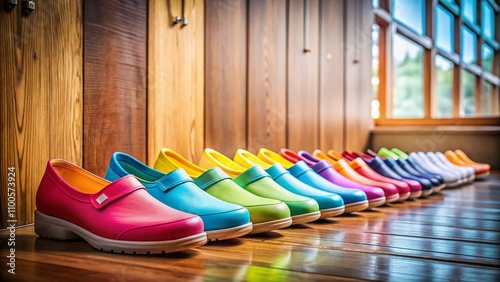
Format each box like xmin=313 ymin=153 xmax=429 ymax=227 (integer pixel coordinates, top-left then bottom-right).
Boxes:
xmin=287 ymin=0 xmax=320 ymax=151
xmin=247 ymin=0 xmax=287 ymax=153
xmin=0 ymin=0 xmax=82 ymax=228
xmin=205 ymin=0 xmax=248 ymax=158
xmin=319 ymin=0 xmax=345 ymax=151
xmin=148 ymin=0 xmax=204 ymax=164
xmin=83 ymin=0 xmax=147 ymax=176
xmin=344 ymin=0 xmax=373 ymax=151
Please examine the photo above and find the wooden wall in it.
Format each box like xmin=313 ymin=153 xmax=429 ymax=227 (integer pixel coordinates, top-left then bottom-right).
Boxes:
xmin=203 ymin=0 xmax=373 ymax=159
xmin=148 ymin=0 xmax=205 ymax=164
xmin=0 ymin=0 xmax=83 ymax=228
xmin=83 ymin=0 xmax=148 ymax=176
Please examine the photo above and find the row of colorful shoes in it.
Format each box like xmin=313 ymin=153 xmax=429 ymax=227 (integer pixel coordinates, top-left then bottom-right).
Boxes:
xmin=34 ymin=147 xmax=490 ymax=254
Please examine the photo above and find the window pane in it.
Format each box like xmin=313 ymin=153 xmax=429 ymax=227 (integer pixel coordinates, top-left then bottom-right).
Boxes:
xmin=373 ymin=0 xmax=380 ymax=8
xmin=481 ymin=0 xmax=494 ymax=41
xmin=372 ymin=25 xmax=380 ymax=100
xmin=462 ymin=0 xmax=477 ymax=24
xmin=393 ymin=0 xmax=425 ymax=35
xmin=479 ymin=81 xmax=492 ymax=116
xmin=460 ymin=71 xmax=476 ymax=117
xmin=461 ymin=26 xmax=477 ymax=64
xmin=435 ymin=5 xmax=454 ymax=53
xmin=482 ymin=44 xmax=493 ymax=73
xmin=434 ymin=56 xmax=454 ymax=118
xmin=393 ymin=34 xmax=424 ymax=118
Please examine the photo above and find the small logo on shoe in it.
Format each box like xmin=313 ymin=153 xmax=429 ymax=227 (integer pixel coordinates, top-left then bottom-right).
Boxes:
xmin=96 ymin=194 xmax=108 ymax=205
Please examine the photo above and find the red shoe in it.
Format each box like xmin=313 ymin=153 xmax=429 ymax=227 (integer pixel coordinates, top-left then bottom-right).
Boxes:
xmin=35 ymin=159 xmax=207 ymax=254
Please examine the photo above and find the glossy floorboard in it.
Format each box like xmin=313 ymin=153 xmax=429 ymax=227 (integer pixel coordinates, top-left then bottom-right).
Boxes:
xmin=1 ymin=175 xmax=499 ymax=281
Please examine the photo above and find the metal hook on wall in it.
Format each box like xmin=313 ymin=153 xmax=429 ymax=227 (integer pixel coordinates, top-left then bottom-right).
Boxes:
xmin=304 ymin=0 xmax=311 ymax=53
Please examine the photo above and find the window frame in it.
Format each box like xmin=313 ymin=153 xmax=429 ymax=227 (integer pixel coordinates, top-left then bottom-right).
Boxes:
xmin=373 ymin=0 xmax=500 ymax=126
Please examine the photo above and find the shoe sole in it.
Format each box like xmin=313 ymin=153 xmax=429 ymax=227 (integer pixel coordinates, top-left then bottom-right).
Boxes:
xmin=344 ymin=200 xmax=369 ymax=213
xmin=34 ymin=210 xmax=207 ymax=254
xmin=319 ymin=206 xmax=345 ymax=219
xmin=250 ymin=217 xmax=292 ymax=234
xmin=476 ymin=171 xmax=490 ymax=178
xmin=367 ymin=197 xmax=386 ymax=209
xmin=409 ymin=190 xmax=422 ymax=199
xmin=433 ymin=184 xmax=446 ymax=192
xmin=291 ymin=211 xmax=321 ymax=225
xmin=445 ymin=179 xmax=462 ymax=188
xmin=397 ymin=192 xmax=411 ymax=201
xmin=421 ymin=188 xmax=433 ymax=197
xmin=206 ymin=222 xmax=253 ymax=241
xmin=385 ymin=194 xmax=400 ymax=203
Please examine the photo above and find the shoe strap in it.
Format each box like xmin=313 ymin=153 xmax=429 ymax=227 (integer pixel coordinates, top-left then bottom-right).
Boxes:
xmin=234 ymin=166 xmax=269 ymax=187
xmin=194 ymin=167 xmax=231 ymax=190
xmin=156 ymin=169 xmax=194 ymax=192
xmin=90 ymin=175 xmax=144 ymax=210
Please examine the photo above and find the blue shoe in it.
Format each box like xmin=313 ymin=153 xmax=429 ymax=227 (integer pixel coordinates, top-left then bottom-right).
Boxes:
xmin=105 ymin=152 xmax=252 ymax=241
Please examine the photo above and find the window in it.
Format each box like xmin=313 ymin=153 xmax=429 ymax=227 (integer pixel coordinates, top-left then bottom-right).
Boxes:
xmin=373 ymin=0 xmax=500 ymax=125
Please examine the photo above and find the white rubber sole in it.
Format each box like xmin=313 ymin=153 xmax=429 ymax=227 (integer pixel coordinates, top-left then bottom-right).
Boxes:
xmin=34 ymin=210 xmax=207 ymax=254
xmin=291 ymin=211 xmax=321 ymax=225
xmin=445 ymin=179 xmax=462 ymax=188
xmin=397 ymin=192 xmax=411 ymax=201
xmin=433 ymin=184 xmax=446 ymax=192
xmin=206 ymin=222 xmax=253 ymax=241
xmin=421 ymin=188 xmax=433 ymax=197
xmin=250 ymin=217 xmax=292 ymax=234
xmin=476 ymin=171 xmax=490 ymax=178
xmin=319 ymin=206 xmax=345 ymax=219
xmin=367 ymin=197 xmax=386 ymax=209
xmin=409 ymin=190 xmax=422 ymax=199
xmin=385 ymin=194 xmax=400 ymax=203
xmin=344 ymin=200 xmax=369 ymax=213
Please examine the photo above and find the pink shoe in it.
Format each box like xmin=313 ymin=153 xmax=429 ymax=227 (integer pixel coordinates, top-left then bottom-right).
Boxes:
xmin=35 ymin=159 xmax=207 ymax=254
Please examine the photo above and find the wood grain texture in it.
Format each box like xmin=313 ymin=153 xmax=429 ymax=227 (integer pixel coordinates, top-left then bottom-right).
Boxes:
xmin=148 ymin=0 xmax=204 ymax=165
xmin=247 ymin=0 xmax=287 ymax=153
xmin=83 ymin=0 xmax=147 ymax=176
xmin=0 ymin=0 xmax=82 ymax=228
xmin=318 ymin=0 xmax=345 ymax=151
xmin=344 ymin=0 xmax=373 ymax=151
xmin=205 ymin=0 xmax=248 ymax=158
xmin=287 ymin=0 xmax=320 ymax=151
xmin=3 ymin=176 xmax=500 ymax=281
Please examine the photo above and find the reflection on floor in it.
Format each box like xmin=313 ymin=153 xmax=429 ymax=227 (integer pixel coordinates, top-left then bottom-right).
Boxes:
xmin=1 ymin=175 xmax=499 ymax=281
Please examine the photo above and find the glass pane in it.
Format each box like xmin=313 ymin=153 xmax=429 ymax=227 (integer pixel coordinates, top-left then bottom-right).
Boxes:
xmin=434 ymin=56 xmax=454 ymax=118
xmin=479 ymin=81 xmax=492 ymax=116
xmin=435 ymin=5 xmax=454 ymax=53
xmin=372 ymin=25 xmax=380 ymax=119
xmin=440 ymin=0 xmax=455 ymax=5
xmin=462 ymin=0 xmax=477 ymax=24
xmin=460 ymin=70 xmax=475 ymax=117
xmin=372 ymin=25 xmax=380 ymax=100
xmin=393 ymin=0 xmax=425 ymax=35
xmin=373 ymin=0 xmax=380 ymax=8
xmin=482 ymin=44 xmax=493 ymax=73
xmin=393 ymin=34 xmax=424 ymax=118
xmin=481 ymin=0 xmax=494 ymax=41
xmin=461 ymin=26 xmax=477 ymax=64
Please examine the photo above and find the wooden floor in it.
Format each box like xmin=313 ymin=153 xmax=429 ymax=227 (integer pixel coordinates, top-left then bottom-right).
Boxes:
xmin=1 ymin=175 xmax=500 ymax=281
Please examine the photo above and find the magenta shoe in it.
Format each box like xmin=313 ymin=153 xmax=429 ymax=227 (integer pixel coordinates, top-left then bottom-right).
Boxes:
xmin=35 ymin=159 xmax=207 ymax=254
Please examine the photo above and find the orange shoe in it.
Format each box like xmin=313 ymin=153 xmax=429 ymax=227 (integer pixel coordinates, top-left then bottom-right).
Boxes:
xmin=446 ymin=150 xmax=490 ymax=178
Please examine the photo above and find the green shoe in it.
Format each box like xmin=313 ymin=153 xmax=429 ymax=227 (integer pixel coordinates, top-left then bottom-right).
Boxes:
xmin=199 ymin=148 xmax=321 ymax=225
xmin=377 ymin=147 xmax=400 ymax=160
xmin=154 ymin=148 xmax=292 ymax=233
xmin=390 ymin=147 xmax=410 ymax=160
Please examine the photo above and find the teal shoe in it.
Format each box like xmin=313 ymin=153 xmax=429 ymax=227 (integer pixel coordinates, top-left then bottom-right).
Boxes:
xmin=105 ymin=152 xmax=252 ymax=241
